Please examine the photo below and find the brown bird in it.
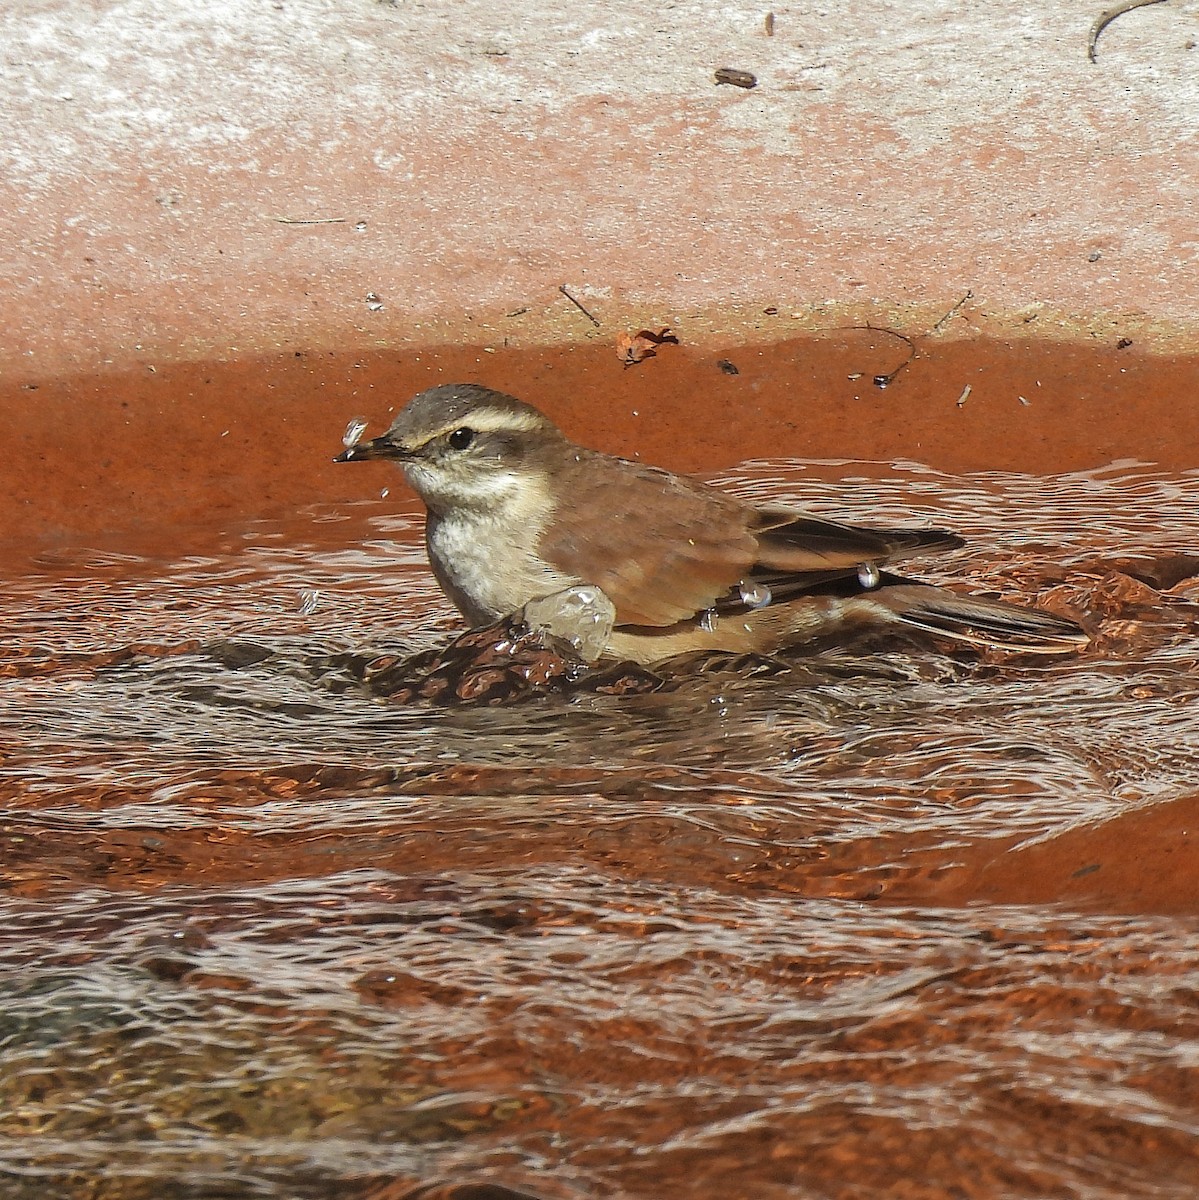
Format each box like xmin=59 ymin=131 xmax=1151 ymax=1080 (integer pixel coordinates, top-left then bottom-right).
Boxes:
xmin=335 ymin=384 xmax=1087 ymax=664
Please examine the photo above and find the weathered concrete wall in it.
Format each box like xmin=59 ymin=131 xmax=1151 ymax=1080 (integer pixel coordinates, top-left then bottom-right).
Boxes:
xmin=4 ymin=0 xmax=1198 ymax=379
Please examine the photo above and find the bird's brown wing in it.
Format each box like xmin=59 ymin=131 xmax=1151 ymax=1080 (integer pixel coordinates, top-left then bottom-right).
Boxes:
xmin=537 ymin=454 xmax=758 ymax=626
xmin=538 ymin=456 xmax=966 ymax=628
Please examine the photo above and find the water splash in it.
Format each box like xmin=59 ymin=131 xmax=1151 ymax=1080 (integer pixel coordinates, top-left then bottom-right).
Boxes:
xmin=521 ymin=584 xmax=616 ymax=663
xmin=342 ymin=417 xmax=369 ymax=449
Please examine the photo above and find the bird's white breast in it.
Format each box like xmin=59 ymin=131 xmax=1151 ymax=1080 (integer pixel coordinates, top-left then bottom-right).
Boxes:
xmin=424 ymin=472 xmax=578 ymax=625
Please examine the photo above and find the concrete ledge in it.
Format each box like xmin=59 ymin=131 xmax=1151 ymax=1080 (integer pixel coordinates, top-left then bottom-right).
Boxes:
xmin=4 ymin=0 xmax=1199 ymax=379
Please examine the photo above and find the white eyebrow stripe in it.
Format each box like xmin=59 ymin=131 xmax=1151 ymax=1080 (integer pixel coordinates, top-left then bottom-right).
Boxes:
xmin=450 ymin=407 xmax=545 ymax=434
xmin=401 ymin=405 xmax=551 ymax=452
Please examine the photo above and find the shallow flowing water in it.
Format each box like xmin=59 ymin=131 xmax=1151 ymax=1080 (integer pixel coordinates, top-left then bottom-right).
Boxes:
xmin=2 ymin=459 xmax=1198 ymax=1200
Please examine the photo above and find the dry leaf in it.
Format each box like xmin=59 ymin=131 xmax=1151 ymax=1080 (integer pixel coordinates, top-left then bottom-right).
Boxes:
xmin=616 ymin=327 xmax=680 ymax=367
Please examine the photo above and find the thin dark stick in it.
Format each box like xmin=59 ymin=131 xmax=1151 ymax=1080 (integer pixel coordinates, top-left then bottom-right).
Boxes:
xmin=932 ymin=289 xmax=974 ymax=333
xmin=844 ymin=324 xmax=918 ymax=388
xmin=1088 ymin=0 xmax=1169 ymax=62
xmin=559 ymin=285 xmax=601 ymax=327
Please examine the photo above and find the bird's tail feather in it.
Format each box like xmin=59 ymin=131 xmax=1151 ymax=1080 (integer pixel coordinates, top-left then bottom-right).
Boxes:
xmin=875 ymin=583 xmax=1088 ymax=653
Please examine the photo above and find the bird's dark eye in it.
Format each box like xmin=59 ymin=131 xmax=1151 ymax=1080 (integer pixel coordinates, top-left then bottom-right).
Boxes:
xmin=447 ymin=427 xmax=474 ymax=450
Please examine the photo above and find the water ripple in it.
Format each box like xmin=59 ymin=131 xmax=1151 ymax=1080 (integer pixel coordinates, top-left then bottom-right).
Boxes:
xmin=1 ymin=463 xmax=1198 ymax=1197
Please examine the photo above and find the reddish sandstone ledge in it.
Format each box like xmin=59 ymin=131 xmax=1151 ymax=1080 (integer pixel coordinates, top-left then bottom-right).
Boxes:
xmin=893 ymin=794 xmax=1199 ymax=917
xmin=4 ymin=333 xmax=1197 ymax=549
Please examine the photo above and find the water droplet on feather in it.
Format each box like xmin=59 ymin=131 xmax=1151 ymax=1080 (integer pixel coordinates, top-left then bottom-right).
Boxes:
xmin=857 ymin=562 xmax=882 ymax=589
xmin=738 ymin=581 xmax=773 ymax=609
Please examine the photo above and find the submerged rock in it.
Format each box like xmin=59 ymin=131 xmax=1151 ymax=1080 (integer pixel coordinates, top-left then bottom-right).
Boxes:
xmin=351 ymin=614 xmax=661 ymax=706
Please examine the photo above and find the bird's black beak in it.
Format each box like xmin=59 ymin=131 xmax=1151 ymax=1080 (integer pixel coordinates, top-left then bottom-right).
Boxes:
xmin=333 ymin=435 xmax=407 ymax=464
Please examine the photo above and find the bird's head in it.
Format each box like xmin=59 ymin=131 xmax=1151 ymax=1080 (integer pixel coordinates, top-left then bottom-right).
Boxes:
xmin=336 ymin=384 xmax=565 ymax=514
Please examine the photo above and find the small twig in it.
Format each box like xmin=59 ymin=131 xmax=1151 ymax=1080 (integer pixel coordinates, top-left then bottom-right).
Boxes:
xmin=715 ymin=67 xmax=758 ymax=88
xmin=931 ymin=289 xmax=974 ymax=334
xmin=1088 ymin=0 xmax=1169 ymax=62
xmin=845 ymin=324 xmax=918 ymax=388
xmin=559 ymin=284 xmax=601 ymax=327
xmin=272 ymin=216 xmax=347 ymax=225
